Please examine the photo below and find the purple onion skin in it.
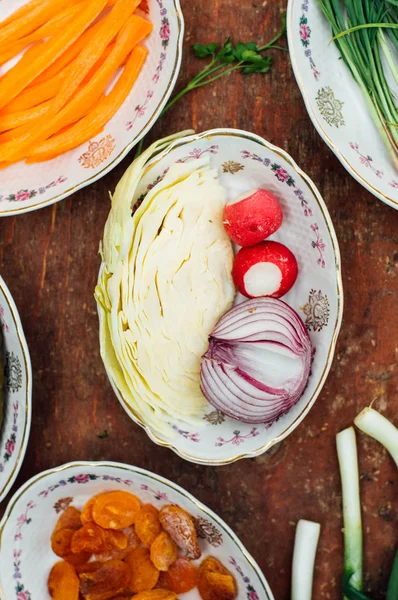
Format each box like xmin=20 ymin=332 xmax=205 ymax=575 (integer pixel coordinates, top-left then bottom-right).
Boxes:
xmin=200 ymin=297 xmax=313 ymax=425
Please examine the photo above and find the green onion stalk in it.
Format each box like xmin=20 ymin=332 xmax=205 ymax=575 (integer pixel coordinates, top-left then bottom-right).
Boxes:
xmin=317 ymin=0 xmax=398 ymax=169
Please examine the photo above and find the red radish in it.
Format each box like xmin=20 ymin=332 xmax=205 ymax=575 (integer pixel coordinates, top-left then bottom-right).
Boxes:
xmin=232 ymin=241 xmax=298 ymax=299
xmin=223 ymin=188 xmax=283 ymax=247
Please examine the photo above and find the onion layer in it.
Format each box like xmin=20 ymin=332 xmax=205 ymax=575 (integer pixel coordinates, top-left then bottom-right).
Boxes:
xmin=200 ymin=297 xmax=313 ymax=424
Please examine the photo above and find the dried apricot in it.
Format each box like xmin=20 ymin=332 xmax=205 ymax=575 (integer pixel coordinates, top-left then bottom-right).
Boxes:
xmin=92 ymin=491 xmax=141 ymax=529
xmin=135 ymin=504 xmax=161 ymax=547
xmin=95 ymin=526 xmax=139 ymax=562
xmin=79 ymin=559 xmax=130 ymax=600
xmin=52 ymin=528 xmax=76 ymax=557
xmin=133 ymin=591 xmax=177 ymax=600
xmin=48 ymin=561 xmax=79 ymax=600
xmin=198 ymin=556 xmax=237 ymax=600
xmin=150 ymin=532 xmax=178 ymax=572
xmin=159 ymin=557 xmax=198 ymax=593
xmin=81 ymin=496 xmax=99 ymax=525
xmin=75 ymin=561 xmax=102 ymax=575
xmin=71 ymin=522 xmax=107 ymax=554
xmin=54 ymin=507 xmax=83 ymax=532
xmin=159 ymin=505 xmax=201 ymax=559
xmin=125 ymin=546 xmax=159 ymax=592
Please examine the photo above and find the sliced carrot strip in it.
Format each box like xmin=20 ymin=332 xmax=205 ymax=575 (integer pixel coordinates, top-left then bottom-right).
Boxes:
xmin=0 ymin=3 xmax=85 ymax=66
xmin=49 ymin=0 xmax=143 ymax=115
xmin=26 ymin=45 xmax=148 ymax=162
xmin=0 ymin=0 xmax=79 ymax=48
xmin=0 ymin=100 xmax=53 ymax=133
xmin=0 ymin=0 xmax=107 ymax=111
xmin=0 ymin=0 xmax=69 ymax=29
xmin=31 ymin=20 xmax=105 ymax=86
xmin=2 ymin=71 xmax=66 ymax=113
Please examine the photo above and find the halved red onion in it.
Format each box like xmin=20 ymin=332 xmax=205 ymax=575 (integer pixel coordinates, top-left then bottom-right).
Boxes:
xmin=200 ymin=297 xmax=313 ymax=424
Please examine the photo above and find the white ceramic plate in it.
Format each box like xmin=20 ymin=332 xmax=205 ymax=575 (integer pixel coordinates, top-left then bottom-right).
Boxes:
xmin=287 ymin=0 xmax=398 ymax=209
xmin=0 ymin=275 xmax=32 ymax=504
xmin=0 ymin=461 xmax=274 ymax=600
xmin=0 ymin=0 xmax=184 ymax=216
xmin=98 ymin=128 xmax=344 ymax=466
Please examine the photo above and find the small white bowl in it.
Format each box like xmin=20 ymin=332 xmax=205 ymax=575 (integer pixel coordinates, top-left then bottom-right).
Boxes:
xmin=287 ymin=0 xmax=398 ymax=209
xmin=0 ymin=0 xmax=184 ymax=216
xmin=98 ymin=128 xmax=344 ymax=466
xmin=0 ymin=461 xmax=274 ymax=600
xmin=0 ymin=275 xmax=32 ymax=503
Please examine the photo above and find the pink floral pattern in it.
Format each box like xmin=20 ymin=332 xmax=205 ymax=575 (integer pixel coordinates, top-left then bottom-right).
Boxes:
xmin=389 ymin=180 xmax=398 ymax=188
xmin=229 ymin=557 xmax=265 ymax=600
xmin=0 ymin=304 xmax=9 ymax=331
xmin=12 ymin=501 xmax=35 ymax=600
xmin=125 ymin=0 xmax=171 ymax=129
xmin=171 ymin=425 xmax=200 ymax=442
xmin=216 ymin=428 xmax=259 ymax=447
xmin=176 ymin=145 xmax=219 ymax=163
xmin=349 ymin=142 xmax=384 ymax=178
xmin=140 ymin=484 xmax=171 ymax=502
xmin=0 ymin=176 xmax=67 ymax=204
xmin=298 ymin=1 xmax=320 ymax=80
xmin=38 ymin=474 xmax=134 ymax=498
xmin=311 ymin=223 xmax=326 ymax=268
xmin=0 ymin=401 xmax=19 ymax=473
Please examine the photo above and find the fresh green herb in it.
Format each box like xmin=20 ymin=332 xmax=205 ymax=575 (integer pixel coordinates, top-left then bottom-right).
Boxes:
xmin=134 ymin=15 xmax=287 ymax=157
xmin=336 ymin=427 xmax=363 ymax=600
xmin=354 ymin=406 xmax=398 ymax=467
xmin=97 ymin=430 xmax=109 ymax=439
xmin=317 ymin=0 xmax=398 ymax=168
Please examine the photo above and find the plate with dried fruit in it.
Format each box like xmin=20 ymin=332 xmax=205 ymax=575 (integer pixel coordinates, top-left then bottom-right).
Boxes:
xmin=0 ymin=461 xmax=274 ymax=600
xmin=0 ymin=0 xmax=183 ymax=215
xmin=95 ymin=128 xmax=343 ymax=466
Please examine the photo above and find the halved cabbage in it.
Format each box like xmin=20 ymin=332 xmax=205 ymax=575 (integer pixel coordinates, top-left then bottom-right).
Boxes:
xmin=95 ymin=134 xmax=235 ymax=437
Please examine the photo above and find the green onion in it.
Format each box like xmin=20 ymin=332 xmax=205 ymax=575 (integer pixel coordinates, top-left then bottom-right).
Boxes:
xmin=291 ymin=519 xmax=321 ymax=600
xmin=336 ymin=427 xmax=363 ymax=599
xmin=354 ymin=407 xmax=398 ymax=467
xmin=317 ymin=0 xmax=398 ymax=168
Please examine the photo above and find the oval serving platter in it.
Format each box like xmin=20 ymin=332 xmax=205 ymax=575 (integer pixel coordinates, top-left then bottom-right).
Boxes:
xmin=287 ymin=0 xmax=398 ymax=209
xmin=98 ymin=128 xmax=344 ymax=466
xmin=0 ymin=275 xmax=32 ymax=504
xmin=0 ymin=461 xmax=275 ymax=600
xmin=0 ymin=0 xmax=184 ymax=216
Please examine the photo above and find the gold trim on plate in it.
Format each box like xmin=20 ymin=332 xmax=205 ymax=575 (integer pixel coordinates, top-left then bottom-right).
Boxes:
xmin=99 ymin=128 xmax=344 ymax=466
xmin=0 ymin=0 xmax=185 ymax=217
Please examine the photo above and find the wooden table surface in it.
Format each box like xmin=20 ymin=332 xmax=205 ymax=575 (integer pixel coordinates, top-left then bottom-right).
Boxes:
xmin=0 ymin=1 xmax=397 ymax=599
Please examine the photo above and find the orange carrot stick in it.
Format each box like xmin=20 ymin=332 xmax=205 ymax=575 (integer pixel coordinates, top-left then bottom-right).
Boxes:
xmin=26 ymin=46 xmax=148 ymax=162
xmin=0 ymin=3 xmax=85 ymax=66
xmin=0 ymin=0 xmax=70 ymax=29
xmin=0 ymin=0 xmax=107 ymax=110
xmin=0 ymin=18 xmax=149 ymax=156
xmin=0 ymin=100 xmax=53 ymax=133
xmin=2 ymin=70 xmax=66 ymax=113
xmin=49 ymin=0 xmax=143 ymax=115
xmin=30 ymin=20 xmax=105 ymax=85
xmin=0 ymin=0 xmax=80 ymax=47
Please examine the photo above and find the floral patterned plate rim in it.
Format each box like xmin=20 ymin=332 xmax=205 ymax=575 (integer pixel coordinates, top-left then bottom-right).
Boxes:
xmin=0 ymin=0 xmax=184 ymax=216
xmin=0 ymin=275 xmax=32 ymax=504
xmin=287 ymin=0 xmax=398 ymax=209
xmin=0 ymin=461 xmax=275 ymax=600
xmin=98 ymin=127 xmax=344 ymax=466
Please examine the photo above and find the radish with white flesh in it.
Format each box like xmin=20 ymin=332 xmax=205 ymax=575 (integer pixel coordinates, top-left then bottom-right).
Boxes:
xmin=223 ymin=188 xmax=283 ymax=247
xmin=232 ymin=240 xmax=298 ymax=298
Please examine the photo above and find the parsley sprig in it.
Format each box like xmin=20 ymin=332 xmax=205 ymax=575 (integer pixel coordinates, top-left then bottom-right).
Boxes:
xmin=134 ymin=15 xmax=286 ymax=156
xmin=164 ymin=15 xmax=287 ymax=114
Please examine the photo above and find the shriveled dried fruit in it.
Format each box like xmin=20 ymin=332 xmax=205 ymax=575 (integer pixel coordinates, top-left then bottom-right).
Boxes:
xmin=81 ymin=496 xmax=99 ymax=525
xmin=198 ymin=557 xmax=237 ymax=600
xmin=133 ymin=590 xmax=177 ymax=600
xmin=94 ymin=528 xmax=134 ymax=563
xmin=71 ymin=522 xmax=107 ymax=554
xmin=79 ymin=559 xmax=130 ymax=600
xmin=92 ymin=491 xmax=141 ymax=529
xmin=159 ymin=557 xmax=198 ymax=593
xmin=54 ymin=507 xmax=83 ymax=532
xmin=48 ymin=561 xmax=79 ymax=600
xmin=52 ymin=528 xmax=76 ymax=558
xmin=159 ymin=505 xmax=201 ymax=559
xmin=125 ymin=546 xmax=159 ymax=592
xmin=75 ymin=561 xmax=102 ymax=575
xmin=150 ymin=532 xmax=178 ymax=572
xmin=135 ymin=504 xmax=161 ymax=547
